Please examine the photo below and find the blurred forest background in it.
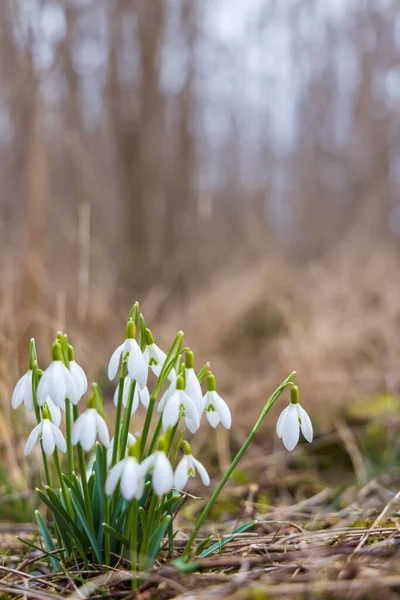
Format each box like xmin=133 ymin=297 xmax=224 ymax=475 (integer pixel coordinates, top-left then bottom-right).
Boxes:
xmin=1 ymin=0 xmax=400 ymax=435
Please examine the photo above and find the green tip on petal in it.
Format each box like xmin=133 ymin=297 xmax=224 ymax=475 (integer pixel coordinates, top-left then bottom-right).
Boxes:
xmin=207 ymin=374 xmax=216 ymax=392
xmin=183 ymin=441 xmax=192 ymax=455
xmin=145 ymin=328 xmax=154 ymax=346
xmin=156 ymin=436 xmax=167 ymax=453
xmin=51 ymin=342 xmax=63 ymax=362
xmin=176 ymin=376 xmax=185 ymax=391
xmin=68 ymin=344 xmax=75 ymax=362
xmin=87 ymin=392 xmax=97 ymax=410
xmin=42 ymin=406 xmax=50 ymax=420
xmin=125 ymin=319 xmax=136 ymax=340
xmin=185 ymin=350 xmax=194 ymax=369
xmin=290 ymin=385 xmax=299 ymax=405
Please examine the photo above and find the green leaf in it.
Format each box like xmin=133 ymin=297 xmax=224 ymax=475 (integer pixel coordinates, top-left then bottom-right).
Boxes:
xmin=197 ymin=362 xmax=210 ymax=383
xmin=139 ymin=314 xmax=147 ymax=351
xmin=63 ymin=474 xmax=85 ymax=513
xmin=198 ymin=520 xmax=257 ymax=558
xmin=35 ymin=510 xmax=61 ymax=571
xmin=148 ymin=515 xmax=172 ymax=562
xmin=128 ymin=302 xmax=140 ymax=327
xmin=154 ymin=331 xmax=184 ymax=394
xmin=139 ymin=506 xmax=147 ymax=533
xmin=171 ymin=557 xmax=200 ymax=573
xmin=194 ymin=535 xmax=213 ymax=557
xmin=93 ymin=444 xmax=106 ymax=546
xmin=102 ymin=523 xmax=130 ymax=547
xmin=70 ymin=492 xmax=103 ymax=564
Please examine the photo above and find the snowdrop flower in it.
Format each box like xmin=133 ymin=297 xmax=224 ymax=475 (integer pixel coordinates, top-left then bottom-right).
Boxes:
xmin=107 ymin=432 xmax=136 ymax=467
xmin=106 ymin=443 xmax=150 ymax=500
xmin=24 ymin=407 xmax=66 ymax=456
xmin=203 ymin=375 xmax=231 ymax=429
xmin=37 ymin=342 xmax=79 ymax=408
xmin=144 ymin=441 xmax=174 ymax=497
xmin=68 ymin=345 xmax=88 ymax=398
xmin=12 ymin=368 xmax=34 ymax=412
xmin=108 ymin=320 xmax=147 ymax=389
xmin=174 ymin=442 xmax=210 ymax=490
xmin=72 ymin=396 xmax=110 ymax=452
xmin=276 ymin=385 xmax=313 ymax=451
xmin=184 ymin=351 xmax=203 ymax=415
xmin=161 ymin=376 xmax=200 ymax=433
xmin=157 ymin=378 xmax=177 ymax=413
xmin=113 ymin=375 xmax=150 ymax=414
xmin=45 ymin=397 xmax=62 ymax=427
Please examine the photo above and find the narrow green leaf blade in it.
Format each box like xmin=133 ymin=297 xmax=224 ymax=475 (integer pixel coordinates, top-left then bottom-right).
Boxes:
xmin=198 ymin=520 xmax=257 ymax=558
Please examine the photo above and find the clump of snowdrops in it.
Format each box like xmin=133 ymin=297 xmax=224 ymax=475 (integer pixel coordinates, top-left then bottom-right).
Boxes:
xmin=11 ymin=302 xmax=312 ymax=584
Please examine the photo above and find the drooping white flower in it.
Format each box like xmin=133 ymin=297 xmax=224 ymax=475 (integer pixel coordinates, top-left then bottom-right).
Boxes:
xmin=161 ymin=376 xmax=200 ymax=433
xmin=68 ymin=345 xmax=88 ymax=397
xmin=113 ymin=376 xmax=150 ymax=414
xmin=157 ymin=379 xmax=177 ymax=413
xmin=12 ymin=369 xmax=34 ymax=412
xmin=184 ymin=352 xmax=203 ymax=415
xmin=72 ymin=404 xmax=110 ymax=452
xmin=107 ymin=432 xmax=136 ymax=467
xmin=174 ymin=442 xmax=210 ymax=490
xmin=106 ymin=457 xmax=144 ymax=500
xmin=276 ymin=385 xmax=313 ymax=451
xmin=37 ymin=343 xmax=79 ymax=408
xmin=108 ymin=320 xmax=147 ymax=389
xmin=203 ymin=374 xmax=231 ymax=429
xmin=24 ymin=411 xmax=66 ymax=456
xmin=143 ymin=449 xmax=174 ymax=497
xmin=45 ymin=397 xmax=62 ymax=427
xmin=143 ymin=328 xmax=177 ymax=382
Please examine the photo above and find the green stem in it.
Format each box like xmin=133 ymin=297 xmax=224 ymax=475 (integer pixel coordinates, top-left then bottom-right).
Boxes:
xmin=146 ymin=416 xmax=163 ymax=457
xmin=65 ymin=400 xmax=74 ymax=479
xmin=119 ymin=379 xmax=136 ymax=461
xmin=112 ymin=360 xmax=127 ymax=467
xmin=103 ymin=448 xmax=111 ymax=566
xmin=41 ymin=446 xmax=52 ymax=487
xmin=53 ymin=449 xmax=73 ymax=517
xmin=73 ymin=405 xmax=94 ymax=531
xmin=139 ymin=494 xmax=158 ymax=570
xmin=130 ymin=500 xmax=139 ymax=590
xmin=140 ymin=397 xmax=156 ymax=459
xmin=182 ymin=372 xmax=296 ymax=558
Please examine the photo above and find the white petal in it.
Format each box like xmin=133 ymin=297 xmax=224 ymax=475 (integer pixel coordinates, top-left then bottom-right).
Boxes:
xmin=95 ymin=413 xmax=110 ymax=448
xmin=120 ymin=457 xmax=140 ymax=500
xmin=162 ymin=393 xmax=180 ymax=430
xmin=193 ymin=457 xmax=210 ymax=486
xmin=281 ymin=404 xmax=300 ymax=451
xmin=70 ymin=361 xmax=88 ymax=396
xmin=23 ymin=371 xmax=34 ymax=411
xmin=11 ymin=372 xmax=28 ymax=409
xmin=127 ymin=341 xmax=148 ymax=389
xmin=63 ymin=365 xmax=79 ymax=404
xmin=149 ymin=344 xmax=167 ymax=377
xmin=152 ymin=453 xmax=173 ymax=497
xmin=206 ymin=410 xmax=220 ymax=428
xmin=185 ymin=369 xmax=203 ymax=413
xmin=24 ymin=423 xmax=42 ymax=455
xmin=72 ymin=413 xmax=85 ymax=445
xmin=181 ymin=392 xmax=200 ymax=430
xmin=80 ymin=410 xmax=97 ymax=451
xmin=47 ymin=399 xmax=62 ymax=427
xmin=37 ymin=372 xmax=49 ymax=406
xmin=173 ymin=456 xmax=189 ymax=490
xmin=139 ymin=386 xmax=150 ymax=409
xmin=276 ymin=405 xmax=290 ymax=438
xmin=108 ymin=343 xmax=124 ymax=380
xmin=48 ymin=362 xmax=67 ymax=408
xmin=158 ymin=387 xmax=171 ymax=412
xmin=298 ymin=405 xmax=313 ymax=443
xmin=50 ymin=422 xmax=67 ymax=452
xmin=113 ymin=383 xmax=120 ymax=406
xmin=130 ymin=385 xmax=140 ymax=415
xmin=213 ymin=393 xmax=231 ymax=429
xmin=105 ymin=460 xmax=125 ymax=495
xmin=41 ymin=420 xmax=56 ymax=456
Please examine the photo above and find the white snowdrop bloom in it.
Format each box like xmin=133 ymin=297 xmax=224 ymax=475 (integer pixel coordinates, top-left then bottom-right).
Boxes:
xmin=143 ymin=329 xmax=177 ymax=382
xmin=184 ymin=351 xmax=203 ymax=414
xmin=107 ymin=432 xmax=136 ymax=467
xmin=68 ymin=346 xmax=88 ymax=397
xmin=108 ymin=321 xmax=147 ymax=389
xmin=157 ymin=379 xmax=177 ymax=413
xmin=106 ymin=457 xmax=144 ymax=500
xmin=174 ymin=442 xmax=210 ymax=490
xmin=37 ymin=343 xmax=79 ymax=408
xmin=12 ymin=369 xmax=34 ymax=412
xmin=24 ymin=411 xmax=66 ymax=456
xmin=144 ymin=450 xmax=174 ymax=497
xmin=113 ymin=376 xmax=150 ymax=414
xmin=276 ymin=385 xmax=313 ymax=451
xmin=161 ymin=377 xmax=200 ymax=433
xmin=203 ymin=375 xmax=231 ymax=429
xmin=72 ymin=402 xmax=110 ymax=452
